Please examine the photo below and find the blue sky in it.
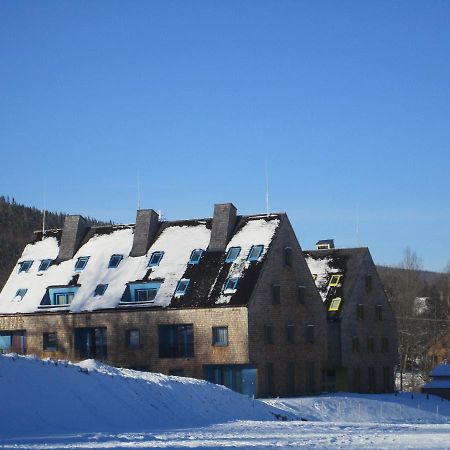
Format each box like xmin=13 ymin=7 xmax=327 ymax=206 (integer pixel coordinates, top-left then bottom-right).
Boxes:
xmin=1 ymin=1 xmax=449 ymax=271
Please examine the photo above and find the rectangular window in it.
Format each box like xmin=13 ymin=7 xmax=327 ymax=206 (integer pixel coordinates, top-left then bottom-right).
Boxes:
xmin=53 ymin=292 xmax=75 ymax=306
xmin=297 ymin=285 xmax=305 ymax=304
xmin=74 ymin=327 xmax=107 ymax=360
xmin=94 ymin=284 xmax=108 ymax=296
xmin=272 ymin=284 xmax=281 ymax=304
xmin=357 ymin=304 xmax=364 ymax=321
xmin=367 ymin=336 xmax=375 ymax=353
xmin=18 ymin=260 xmax=33 ymax=273
xmin=108 ymin=254 xmax=123 ymax=268
xmin=284 ymin=246 xmax=292 ymax=267
xmin=74 ymin=256 xmax=89 ymax=271
xmin=135 ymin=288 xmax=157 ymax=302
xmin=376 ymin=305 xmax=383 ymax=321
xmin=188 ymin=249 xmax=204 ymax=265
xmin=264 ymin=324 xmax=273 ymax=344
xmin=368 ymin=367 xmax=376 ymax=392
xmin=38 ymin=259 xmax=52 ymax=272
xmin=365 ymin=275 xmax=372 ymax=292
xmin=286 ymin=323 xmax=295 ymax=344
xmin=266 ymin=363 xmax=274 ymax=397
xmin=353 ymin=368 xmax=361 ymax=392
xmin=148 ymin=251 xmax=164 ymax=267
xmin=329 ymin=297 xmax=342 ymax=311
xmin=329 ymin=274 xmax=342 ymax=287
xmin=287 ymin=362 xmax=295 ymax=395
xmin=212 ymin=326 xmax=228 ymax=346
xmin=381 ymin=337 xmax=389 ymax=352
xmin=175 ymin=279 xmax=190 ymax=296
xmin=14 ymin=289 xmax=27 ymax=301
xmin=225 ymin=247 xmax=241 ymax=263
xmin=306 ymin=325 xmax=315 ymax=344
xmin=307 ymin=362 xmax=315 ymax=392
xmin=352 ymin=336 xmax=359 ymax=353
xmin=223 ymin=277 xmax=239 ymax=293
xmin=43 ymin=332 xmax=57 ymax=351
xmin=126 ymin=329 xmax=140 ymax=348
xmin=383 ymin=366 xmax=391 ymax=392
xmin=125 ymin=282 xmax=161 ymax=304
xmin=0 ymin=330 xmax=26 ymax=354
xmin=159 ymin=324 xmax=194 ymax=358
xmin=247 ymin=245 xmax=264 ymax=262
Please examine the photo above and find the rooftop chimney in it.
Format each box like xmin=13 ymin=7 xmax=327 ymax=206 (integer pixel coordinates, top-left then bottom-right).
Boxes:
xmin=130 ymin=209 xmax=159 ymax=257
xmin=208 ymin=203 xmax=237 ymax=252
xmin=315 ymin=239 xmax=335 ymax=250
xmin=57 ymin=215 xmax=89 ymax=262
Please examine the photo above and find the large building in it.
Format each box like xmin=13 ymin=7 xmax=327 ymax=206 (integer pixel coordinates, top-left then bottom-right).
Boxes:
xmin=0 ymin=204 xmax=327 ymax=397
xmin=304 ymin=241 xmax=398 ymax=393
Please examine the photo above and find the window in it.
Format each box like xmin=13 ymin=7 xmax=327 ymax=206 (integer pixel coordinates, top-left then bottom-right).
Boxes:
xmin=43 ymin=332 xmax=57 ymax=351
xmin=367 ymin=336 xmax=375 ymax=353
xmin=108 ymin=254 xmax=123 ymax=268
xmin=175 ymin=279 xmax=190 ymax=296
xmin=188 ymin=249 xmax=204 ymax=265
xmin=159 ymin=324 xmax=194 ymax=358
xmin=18 ymin=261 xmax=33 ymax=273
xmin=284 ymin=246 xmax=292 ymax=267
xmin=14 ymin=289 xmax=27 ymax=301
xmin=329 ymin=274 xmax=342 ymax=287
xmin=148 ymin=251 xmax=164 ymax=267
xmin=264 ymin=324 xmax=273 ymax=344
xmin=287 ymin=362 xmax=295 ymax=395
xmin=286 ymin=324 xmax=295 ymax=344
xmin=135 ymin=288 xmax=157 ymax=302
xmin=74 ymin=256 xmax=89 ymax=271
xmin=126 ymin=329 xmax=140 ymax=348
xmin=306 ymin=325 xmax=315 ymax=344
xmin=368 ymin=367 xmax=376 ymax=392
xmin=357 ymin=304 xmax=364 ymax=320
xmin=38 ymin=259 xmax=52 ymax=272
xmin=353 ymin=368 xmax=361 ymax=392
xmin=74 ymin=327 xmax=107 ymax=360
xmin=381 ymin=337 xmax=389 ymax=353
xmin=383 ymin=366 xmax=391 ymax=392
xmin=352 ymin=336 xmax=359 ymax=353
xmin=307 ymin=361 xmax=315 ymax=392
xmin=42 ymin=287 xmax=79 ymax=308
xmin=272 ymin=284 xmax=281 ymax=304
xmin=125 ymin=282 xmax=161 ymax=304
xmin=212 ymin=326 xmax=228 ymax=346
xmin=266 ymin=363 xmax=274 ymax=397
xmin=376 ymin=305 xmax=383 ymax=321
xmin=54 ymin=292 xmax=75 ymax=306
xmin=225 ymin=247 xmax=241 ymax=263
xmin=329 ymin=297 xmax=342 ymax=311
xmin=312 ymin=274 xmax=317 ymax=281
xmin=94 ymin=284 xmax=108 ymax=296
xmin=247 ymin=245 xmax=264 ymax=262
xmin=297 ymin=285 xmax=305 ymax=304
xmin=365 ymin=275 xmax=372 ymax=292
xmin=223 ymin=277 xmax=239 ymax=293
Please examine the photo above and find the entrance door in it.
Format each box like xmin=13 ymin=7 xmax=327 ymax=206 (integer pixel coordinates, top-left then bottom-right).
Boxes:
xmin=74 ymin=328 xmax=107 ymax=360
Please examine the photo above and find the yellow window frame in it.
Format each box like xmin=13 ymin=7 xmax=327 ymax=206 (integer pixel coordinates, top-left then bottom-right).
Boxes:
xmin=329 ymin=274 xmax=342 ymax=287
xmin=329 ymin=297 xmax=342 ymax=311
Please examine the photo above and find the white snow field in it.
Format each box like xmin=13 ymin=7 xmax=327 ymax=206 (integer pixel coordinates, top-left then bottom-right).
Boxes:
xmin=0 ymin=355 xmax=449 ymax=449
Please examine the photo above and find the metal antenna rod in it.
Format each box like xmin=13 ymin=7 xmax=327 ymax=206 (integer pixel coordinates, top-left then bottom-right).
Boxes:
xmin=42 ymin=184 xmax=46 ymax=237
xmin=137 ymin=169 xmax=141 ymax=210
xmin=265 ymin=157 xmax=270 ymax=216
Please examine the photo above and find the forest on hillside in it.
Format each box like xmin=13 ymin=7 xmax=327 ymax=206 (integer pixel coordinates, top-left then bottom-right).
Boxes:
xmin=0 ymin=196 xmax=106 ymax=288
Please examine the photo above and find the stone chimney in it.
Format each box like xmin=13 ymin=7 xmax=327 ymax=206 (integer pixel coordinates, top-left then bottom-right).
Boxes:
xmin=208 ymin=203 xmax=237 ymax=252
xmin=57 ymin=215 xmax=89 ymax=261
xmin=130 ymin=209 xmax=159 ymax=257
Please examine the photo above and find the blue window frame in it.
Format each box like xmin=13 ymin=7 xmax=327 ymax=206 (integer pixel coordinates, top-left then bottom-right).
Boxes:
xmin=94 ymin=284 xmax=108 ymax=296
xmin=135 ymin=288 xmax=158 ymax=302
xmin=175 ymin=279 xmax=190 ymax=296
xmin=247 ymin=245 xmax=264 ymax=262
xmin=159 ymin=324 xmax=194 ymax=358
xmin=223 ymin=277 xmax=239 ymax=293
xmin=212 ymin=326 xmax=228 ymax=346
xmin=108 ymin=254 xmax=123 ymax=268
xmin=38 ymin=259 xmax=52 ymax=272
xmin=53 ymin=292 xmax=75 ymax=306
xmin=125 ymin=282 xmax=161 ymax=303
xmin=74 ymin=256 xmax=89 ymax=271
xmin=148 ymin=251 xmax=164 ymax=267
xmin=225 ymin=247 xmax=241 ymax=263
xmin=188 ymin=249 xmax=204 ymax=265
xmin=15 ymin=289 xmax=28 ymax=300
xmin=18 ymin=261 xmax=33 ymax=273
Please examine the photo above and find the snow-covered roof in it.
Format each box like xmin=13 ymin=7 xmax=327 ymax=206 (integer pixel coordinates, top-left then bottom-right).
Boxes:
xmin=430 ymin=364 xmax=450 ymax=377
xmin=0 ymin=214 xmax=281 ymax=313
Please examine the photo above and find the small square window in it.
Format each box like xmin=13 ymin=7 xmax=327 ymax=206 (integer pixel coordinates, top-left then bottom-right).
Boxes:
xmin=135 ymin=288 xmax=157 ymax=302
xmin=247 ymin=245 xmax=264 ymax=262
xmin=18 ymin=261 xmax=33 ymax=273
xmin=188 ymin=249 xmax=204 ymax=265
xmin=38 ymin=259 xmax=52 ymax=272
xmin=329 ymin=274 xmax=342 ymax=287
xmin=175 ymin=279 xmax=190 ymax=296
xmin=74 ymin=256 xmax=89 ymax=271
xmin=108 ymin=254 xmax=123 ymax=268
xmin=127 ymin=329 xmax=140 ymax=348
xmin=225 ymin=247 xmax=241 ymax=263
xmin=212 ymin=326 xmax=228 ymax=346
xmin=94 ymin=284 xmax=108 ymax=296
xmin=272 ymin=284 xmax=281 ymax=304
xmin=223 ymin=277 xmax=239 ymax=293
xmin=43 ymin=332 xmax=57 ymax=351
xmin=329 ymin=297 xmax=342 ymax=311
xmin=298 ymin=286 xmax=305 ymax=304
xmin=14 ymin=289 xmax=28 ymax=301
xmin=148 ymin=251 xmax=164 ymax=267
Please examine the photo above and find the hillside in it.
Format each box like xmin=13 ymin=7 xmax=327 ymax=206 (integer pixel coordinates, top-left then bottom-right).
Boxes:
xmin=0 ymin=196 xmax=106 ymax=289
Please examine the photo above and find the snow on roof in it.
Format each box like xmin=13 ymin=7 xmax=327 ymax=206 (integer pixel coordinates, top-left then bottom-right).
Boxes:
xmin=304 ymin=255 xmax=340 ymax=302
xmin=430 ymin=364 xmax=450 ymax=377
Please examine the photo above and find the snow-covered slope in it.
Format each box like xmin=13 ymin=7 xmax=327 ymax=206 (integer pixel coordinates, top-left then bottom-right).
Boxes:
xmin=0 ymin=354 xmax=286 ymax=439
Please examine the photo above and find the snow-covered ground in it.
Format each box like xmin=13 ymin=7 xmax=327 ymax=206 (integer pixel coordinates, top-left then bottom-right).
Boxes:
xmin=1 ymin=354 xmax=449 ymax=449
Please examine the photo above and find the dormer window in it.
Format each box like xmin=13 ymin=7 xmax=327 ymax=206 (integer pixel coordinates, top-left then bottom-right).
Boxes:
xmin=135 ymin=288 xmax=157 ymax=302
xmin=94 ymin=284 xmax=108 ymax=296
xmin=148 ymin=251 xmax=164 ymax=267
xmin=40 ymin=286 xmax=79 ymax=308
xmin=74 ymin=256 xmax=89 ymax=271
xmin=223 ymin=276 xmax=239 ymax=293
xmin=189 ymin=249 xmax=204 ymax=265
xmin=108 ymin=254 xmax=123 ymax=268
xmin=175 ymin=279 xmax=190 ymax=296
xmin=123 ymin=282 xmax=161 ymax=304
xmin=18 ymin=261 xmax=33 ymax=273
xmin=329 ymin=274 xmax=342 ymax=287
xmin=14 ymin=289 xmax=28 ymax=301
xmin=225 ymin=247 xmax=241 ymax=263
xmin=329 ymin=297 xmax=342 ymax=311
xmin=247 ymin=245 xmax=264 ymax=262
xmin=38 ymin=259 xmax=52 ymax=272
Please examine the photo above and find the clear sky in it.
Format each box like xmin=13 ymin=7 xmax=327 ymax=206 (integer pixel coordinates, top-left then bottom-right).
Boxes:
xmin=1 ymin=1 xmax=449 ymax=271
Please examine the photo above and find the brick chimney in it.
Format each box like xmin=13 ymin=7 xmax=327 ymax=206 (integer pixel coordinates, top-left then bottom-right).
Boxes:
xmin=130 ymin=209 xmax=159 ymax=257
xmin=208 ymin=203 xmax=237 ymax=252
xmin=57 ymin=215 xmax=89 ymax=262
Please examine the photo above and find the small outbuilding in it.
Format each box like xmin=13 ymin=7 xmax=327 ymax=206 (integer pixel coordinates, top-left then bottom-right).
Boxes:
xmin=422 ymin=364 xmax=450 ymax=400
